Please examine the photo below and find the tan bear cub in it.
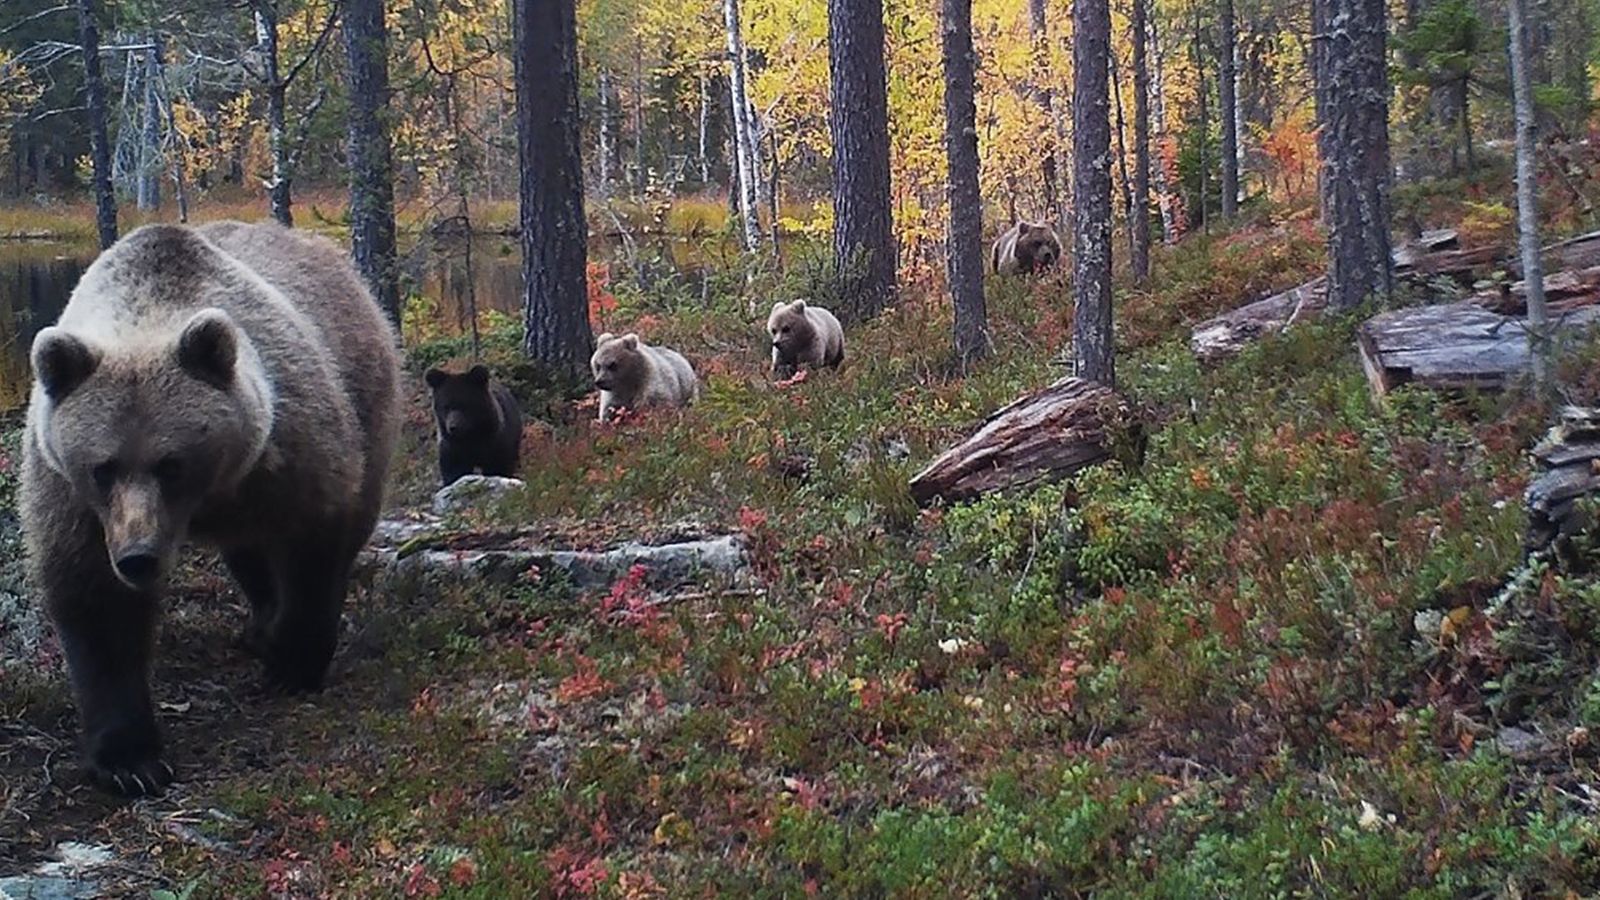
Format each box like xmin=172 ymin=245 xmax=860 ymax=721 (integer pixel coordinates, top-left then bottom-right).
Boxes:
xmin=991 ymin=220 xmax=1062 ymax=275
xmin=589 ymin=332 xmax=698 ymax=422
xmin=21 ymin=220 xmax=400 ymax=796
xmin=766 ymin=299 xmax=844 ymax=378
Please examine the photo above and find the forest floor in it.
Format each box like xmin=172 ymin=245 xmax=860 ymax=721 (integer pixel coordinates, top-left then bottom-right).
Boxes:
xmin=4 ymin=185 xmax=1600 ymax=897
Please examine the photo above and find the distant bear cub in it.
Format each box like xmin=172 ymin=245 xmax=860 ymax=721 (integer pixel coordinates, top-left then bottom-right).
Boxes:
xmin=589 ymin=332 xmax=698 ymax=422
xmin=766 ymin=300 xmax=845 ymax=379
xmin=20 ymin=220 xmax=399 ymax=796
xmin=992 ymin=220 xmax=1062 ymax=275
xmin=425 ymin=364 xmax=522 ymax=486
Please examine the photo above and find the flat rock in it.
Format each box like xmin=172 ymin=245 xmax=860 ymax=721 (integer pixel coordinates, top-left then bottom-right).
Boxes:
xmin=0 ymin=843 xmax=117 ymax=900
xmin=369 ymin=530 xmax=749 ymax=590
xmin=432 ymin=475 xmax=526 ymax=516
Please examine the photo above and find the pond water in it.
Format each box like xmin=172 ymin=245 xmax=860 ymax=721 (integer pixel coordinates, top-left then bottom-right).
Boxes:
xmin=0 ymin=232 xmax=718 ymax=411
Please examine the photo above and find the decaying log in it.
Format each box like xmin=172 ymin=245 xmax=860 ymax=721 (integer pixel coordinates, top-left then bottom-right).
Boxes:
xmin=1190 ymin=277 xmax=1327 ymax=363
xmin=1356 ymin=302 xmax=1600 ymax=397
xmin=1526 ymin=406 xmax=1600 ymax=556
xmin=908 ymin=377 xmax=1136 ymax=506
xmin=1390 ymin=228 xmax=1460 ymax=270
xmin=1471 ymin=265 xmax=1600 ymax=315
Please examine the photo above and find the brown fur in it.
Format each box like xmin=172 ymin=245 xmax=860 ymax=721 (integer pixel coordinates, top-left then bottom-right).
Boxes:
xmin=589 ymin=332 xmax=698 ymax=422
xmin=991 ymin=220 xmax=1063 ymax=275
xmin=766 ymin=300 xmax=844 ymax=378
xmin=20 ymin=220 xmax=400 ymax=795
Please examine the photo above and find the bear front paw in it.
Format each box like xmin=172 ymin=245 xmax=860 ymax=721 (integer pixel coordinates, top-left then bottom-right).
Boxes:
xmin=261 ymin=645 xmax=332 ymax=694
xmin=87 ymin=722 xmax=173 ymax=797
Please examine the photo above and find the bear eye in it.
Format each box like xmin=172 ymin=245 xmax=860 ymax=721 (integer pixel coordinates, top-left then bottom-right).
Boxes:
xmin=153 ymin=455 xmax=185 ymax=485
xmin=91 ymin=461 xmax=117 ymax=493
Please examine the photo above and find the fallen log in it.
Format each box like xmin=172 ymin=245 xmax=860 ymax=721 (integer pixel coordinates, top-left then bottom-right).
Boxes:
xmin=1355 ymin=302 xmax=1600 ymax=397
xmin=1190 ymin=277 xmax=1327 ymax=363
xmin=1470 ymin=265 xmax=1600 ymax=315
xmin=908 ymin=377 xmax=1137 ymax=506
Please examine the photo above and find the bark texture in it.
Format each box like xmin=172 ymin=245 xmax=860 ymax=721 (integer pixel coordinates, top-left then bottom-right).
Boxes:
xmin=829 ymin=0 xmax=897 ymax=322
xmin=1508 ymin=0 xmax=1550 ymax=385
xmin=255 ymin=3 xmax=290 ymax=225
xmin=1130 ymin=0 xmax=1153 ymax=280
xmin=342 ymin=0 xmax=401 ymax=325
xmin=514 ymin=0 xmax=595 ymax=383
xmin=136 ymin=35 xmax=163 ymax=212
xmin=1218 ymin=0 xmax=1239 ymax=217
xmin=1314 ymin=0 xmax=1393 ymax=311
xmin=1072 ymin=0 xmax=1115 ymax=385
xmin=943 ymin=0 xmax=987 ymax=363
xmin=909 ymin=378 xmax=1135 ymax=506
xmin=77 ymin=0 xmax=117 ymax=250
xmin=725 ymin=0 xmax=764 ymax=250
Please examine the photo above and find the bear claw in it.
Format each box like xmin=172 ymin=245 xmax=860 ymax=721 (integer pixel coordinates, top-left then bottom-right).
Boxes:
xmin=91 ymin=759 xmax=175 ymax=797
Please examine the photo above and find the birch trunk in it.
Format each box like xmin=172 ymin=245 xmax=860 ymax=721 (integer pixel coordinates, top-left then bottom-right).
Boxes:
xmin=698 ymin=69 xmax=711 ymax=183
xmin=1130 ymin=0 xmax=1152 ymax=280
xmin=723 ymin=0 xmax=763 ymax=251
xmin=1149 ymin=2 xmax=1177 ymax=241
xmin=1509 ymin=0 xmax=1550 ymax=385
xmin=255 ymin=4 xmax=292 ymax=225
xmin=1026 ymin=0 xmax=1059 ymax=223
xmin=598 ymin=68 xmax=614 ymax=198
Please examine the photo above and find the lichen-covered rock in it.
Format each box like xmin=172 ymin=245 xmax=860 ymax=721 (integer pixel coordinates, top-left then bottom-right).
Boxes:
xmin=432 ymin=475 xmax=527 ymax=516
xmin=384 ymin=534 xmax=748 ymax=590
xmin=0 ymin=508 xmax=43 ymax=667
xmin=0 ymin=842 xmax=119 ymax=900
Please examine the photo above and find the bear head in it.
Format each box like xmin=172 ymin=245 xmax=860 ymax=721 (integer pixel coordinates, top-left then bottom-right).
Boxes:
xmin=590 ymin=333 xmax=647 ymax=394
xmin=29 ymin=308 xmax=274 ymax=591
xmin=766 ymin=300 xmax=817 ymax=362
xmin=424 ymin=364 xmax=502 ymax=440
xmin=1016 ymin=222 xmax=1062 ymax=272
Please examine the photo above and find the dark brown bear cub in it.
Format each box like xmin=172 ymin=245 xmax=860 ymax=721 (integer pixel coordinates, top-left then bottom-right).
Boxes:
xmin=425 ymin=364 xmax=522 ymax=486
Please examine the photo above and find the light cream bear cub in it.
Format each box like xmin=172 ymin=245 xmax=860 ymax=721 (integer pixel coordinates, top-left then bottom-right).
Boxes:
xmin=765 ymin=299 xmax=844 ymax=379
xmin=589 ymin=332 xmax=698 ymax=422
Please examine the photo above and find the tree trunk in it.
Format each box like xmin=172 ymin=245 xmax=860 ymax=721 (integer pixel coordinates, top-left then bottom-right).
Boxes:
xmin=1130 ymin=0 xmax=1152 ymax=280
xmin=1111 ymin=50 xmax=1135 ymax=257
xmin=1218 ymin=0 xmax=1239 ymax=217
xmin=829 ymin=0 xmax=897 ymax=321
xmin=1149 ymin=2 xmax=1177 ymax=241
xmin=1193 ymin=4 xmax=1209 ymax=233
xmin=137 ymin=34 xmax=163 ymax=212
xmin=1314 ymin=0 xmax=1393 ymax=312
xmin=943 ymin=0 xmax=987 ymax=364
xmin=1026 ymin=0 xmax=1059 ymax=223
xmin=342 ymin=0 xmax=401 ymax=325
xmin=1509 ymin=0 xmax=1549 ymax=386
xmin=1073 ymin=0 xmax=1114 ymax=386
xmin=698 ymin=69 xmax=711 ymax=183
xmin=724 ymin=0 xmax=764 ymax=251
xmin=255 ymin=3 xmax=292 ymax=226
xmin=598 ymin=68 xmax=614 ymax=199
xmin=632 ymin=50 xmax=645 ymax=193
xmin=514 ymin=0 xmax=594 ymax=383
xmin=1459 ymin=78 xmax=1475 ymax=173
xmin=78 ymin=0 xmax=116 ymax=250
xmin=161 ymin=60 xmax=189 ymax=223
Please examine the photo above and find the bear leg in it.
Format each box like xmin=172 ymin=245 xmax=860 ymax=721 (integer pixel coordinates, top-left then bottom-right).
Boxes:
xmin=259 ymin=536 xmax=353 ymax=692
xmin=224 ymin=547 xmax=278 ymax=658
xmin=48 ymin=571 xmax=172 ymax=796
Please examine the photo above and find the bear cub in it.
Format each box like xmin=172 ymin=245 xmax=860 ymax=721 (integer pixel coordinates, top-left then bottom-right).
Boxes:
xmin=590 ymin=332 xmax=698 ymax=422
xmin=992 ymin=220 xmax=1062 ymax=275
xmin=425 ymin=364 xmax=522 ymax=486
xmin=766 ymin=299 xmax=845 ymax=379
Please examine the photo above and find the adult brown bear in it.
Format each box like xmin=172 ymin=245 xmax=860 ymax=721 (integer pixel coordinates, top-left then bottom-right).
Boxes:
xmin=991 ymin=220 xmax=1063 ymax=275
xmin=21 ymin=221 xmax=400 ymax=795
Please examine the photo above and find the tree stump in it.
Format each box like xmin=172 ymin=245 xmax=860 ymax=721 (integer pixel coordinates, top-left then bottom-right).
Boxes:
xmin=1355 ymin=301 xmax=1600 ymax=397
xmin=908 ymin=377 xmax=1136 ymax=506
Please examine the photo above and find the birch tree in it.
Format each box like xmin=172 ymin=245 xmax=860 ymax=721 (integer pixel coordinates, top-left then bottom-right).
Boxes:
xmin=724 ymin=0 xmax=763 ymax=251
xmin=1508 ymin=0 xmax=1549 ymax=385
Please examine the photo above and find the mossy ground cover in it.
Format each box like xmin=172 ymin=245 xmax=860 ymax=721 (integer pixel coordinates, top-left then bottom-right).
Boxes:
xmin=2 ymin=215 xmax=1599 ymax=898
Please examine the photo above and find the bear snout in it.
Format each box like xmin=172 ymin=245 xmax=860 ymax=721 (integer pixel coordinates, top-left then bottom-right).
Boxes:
xmin=113 ymin=547 xmax=162 ymax=589
xmin=443 ymin=410 xmax=471 ymax=436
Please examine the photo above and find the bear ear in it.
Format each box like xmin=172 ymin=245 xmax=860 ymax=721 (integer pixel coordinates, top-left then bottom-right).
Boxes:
xmin=176 ymin=308 xmax=239 ymax=388
xmin=790 ymin=299 xmax=808 ymax=311
xmin=424 ymin=368 xmax=448 ymax=389
xmin=31 ymin=327 xmax=99 ymax=402
xmin=597 ymin=332 xmax=615 ymax=345
xmin=466 ymin=364 xmax=490 ymax=385
xmin=620 ymin=333 xmax=639 ymax=349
